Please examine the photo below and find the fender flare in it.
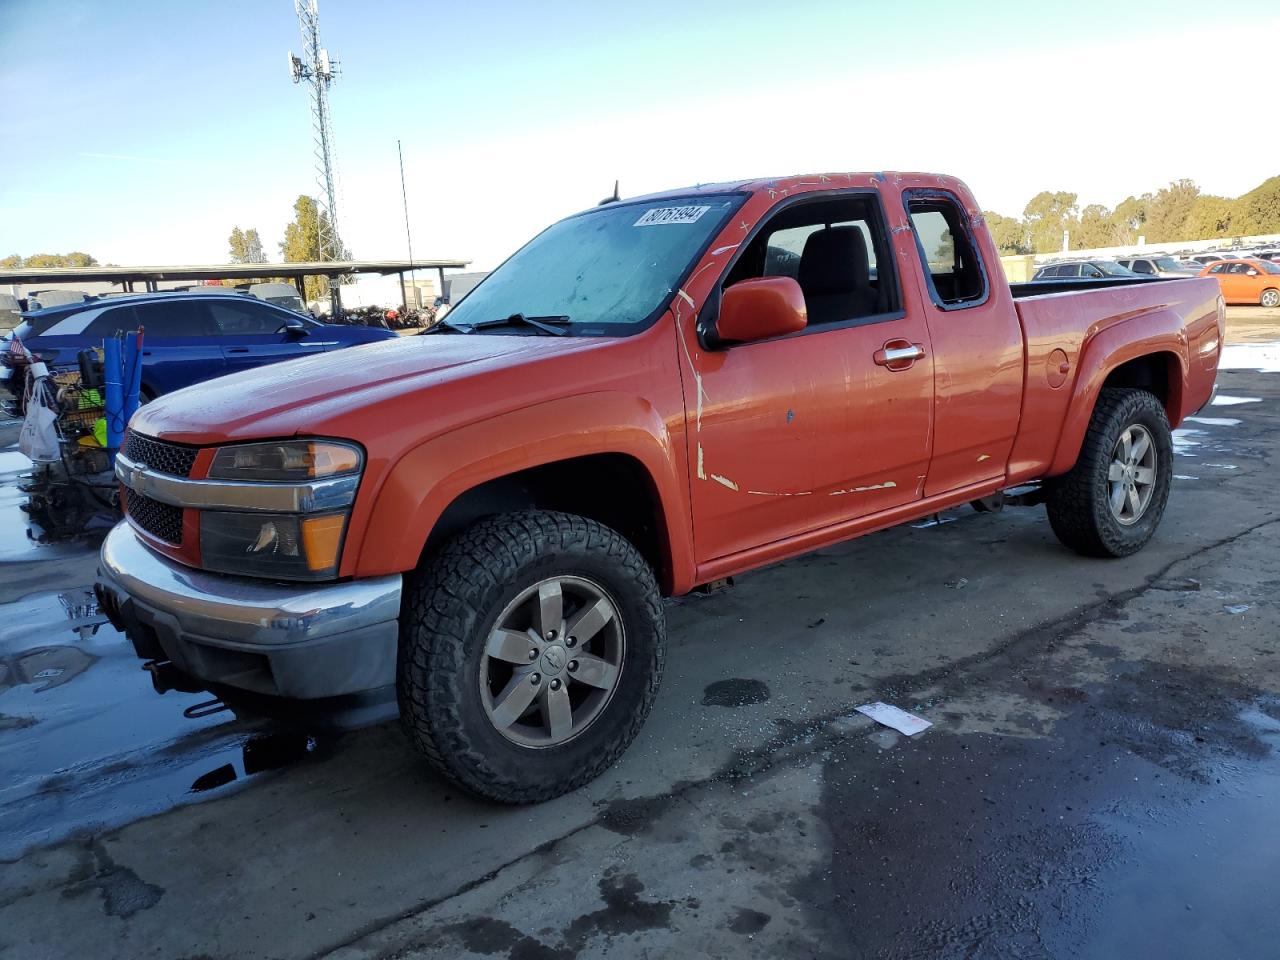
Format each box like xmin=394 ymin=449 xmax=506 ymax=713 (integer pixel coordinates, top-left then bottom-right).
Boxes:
xmin=1047 ymin=310 xmax=1188 ymax=477
xmin=347 ymin=391 xmax=695 ymax=591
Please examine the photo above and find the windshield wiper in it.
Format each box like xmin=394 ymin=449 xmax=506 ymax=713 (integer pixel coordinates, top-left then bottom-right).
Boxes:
xmin=421 ymin=317 xmax=472 ymax=335
xmin=472 ymin=313 xmax=571 ymax=336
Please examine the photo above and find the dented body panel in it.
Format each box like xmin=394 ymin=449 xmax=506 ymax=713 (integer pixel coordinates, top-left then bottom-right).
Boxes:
xmin=121 ymin=172 xmax=1221 ymax=602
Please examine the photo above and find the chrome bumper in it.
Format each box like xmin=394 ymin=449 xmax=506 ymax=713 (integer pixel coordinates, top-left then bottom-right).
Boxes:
xmin=96 ymin=523 xmax=402 ymax=699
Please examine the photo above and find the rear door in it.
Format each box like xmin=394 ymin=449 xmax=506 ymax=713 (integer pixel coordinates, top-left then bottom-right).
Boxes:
xmin=127 ymin=300 xmax=227 ymax=395
xmin=901 ymin=187 xmax=1024 ymax=496
xmin=208 ymin=299 xmax=327 ymax=374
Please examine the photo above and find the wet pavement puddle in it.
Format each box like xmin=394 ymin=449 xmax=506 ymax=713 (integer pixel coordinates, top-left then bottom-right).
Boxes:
xmin=0 ymin=586 xmax=325 ymax=859
xmin=799 ymin=665 xmax=1280 ymax=960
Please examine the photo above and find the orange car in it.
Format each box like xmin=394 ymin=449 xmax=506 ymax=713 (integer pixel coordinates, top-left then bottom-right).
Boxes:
xmin=1199 ymin=258 xmax=1280 ymax=307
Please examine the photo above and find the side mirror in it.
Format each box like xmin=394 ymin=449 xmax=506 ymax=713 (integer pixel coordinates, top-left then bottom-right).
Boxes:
xmin=1087 ymin=269 xmax=1103 ymax=278
xmin=1247 ymin=269 xmax=1259 ymax=277
xmin=281 ymin=316 xmax=309 ymax=338
xmin=714 ymin=277 xmax=808 ymax=345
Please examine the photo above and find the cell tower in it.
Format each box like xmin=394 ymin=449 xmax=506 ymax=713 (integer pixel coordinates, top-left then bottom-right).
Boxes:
xmin=289 ymin=0 xmax=343 ymax=311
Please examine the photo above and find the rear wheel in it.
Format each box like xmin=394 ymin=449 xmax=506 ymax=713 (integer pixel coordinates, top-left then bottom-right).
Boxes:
xmin=1262 ymin=288 xmax=1280 ymax=308
xmin=1046 ymin=388 xmax=1173 ymax=558
xmin=397 ymin=511 xmax=665 ymax=803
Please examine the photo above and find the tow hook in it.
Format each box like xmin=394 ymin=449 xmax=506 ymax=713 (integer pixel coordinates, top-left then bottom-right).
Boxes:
xmin=143 ymin=660 xmax=204 ymax=695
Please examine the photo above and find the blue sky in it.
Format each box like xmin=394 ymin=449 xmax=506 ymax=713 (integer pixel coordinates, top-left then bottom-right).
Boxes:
xmin=2 ymin=0 xmax=1276 ymax=270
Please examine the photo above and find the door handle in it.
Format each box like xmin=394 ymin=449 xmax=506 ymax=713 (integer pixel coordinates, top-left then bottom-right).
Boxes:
xmin=873 ymin=341 xmax=925 ymax=369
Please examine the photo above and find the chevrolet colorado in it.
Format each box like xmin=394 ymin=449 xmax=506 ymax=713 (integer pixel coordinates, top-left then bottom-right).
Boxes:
xmin=97 ymin=172 xmax=1223 ymax=803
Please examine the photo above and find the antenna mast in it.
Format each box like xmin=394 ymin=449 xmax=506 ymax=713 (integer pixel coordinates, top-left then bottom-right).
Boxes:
xmin=289 ymin=0 xmax=343 ymax=314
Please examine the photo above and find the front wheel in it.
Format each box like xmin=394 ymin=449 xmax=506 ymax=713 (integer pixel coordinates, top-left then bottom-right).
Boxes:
xmin=1046 ymin=388 xmax=1173 ymax=558
xmin=398 ymin=511 xmax=665 ymax=803
xmin=1261 ymin=288 xmax=1279 ymax=308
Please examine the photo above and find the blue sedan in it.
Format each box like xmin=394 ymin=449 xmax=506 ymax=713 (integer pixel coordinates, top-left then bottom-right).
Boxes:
xmin=6 ymin=291 xmax=397 ymax=399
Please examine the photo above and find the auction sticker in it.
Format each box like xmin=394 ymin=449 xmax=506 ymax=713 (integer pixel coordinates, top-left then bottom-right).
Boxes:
xmin=634 ymin=205 xmax=710 ymax=227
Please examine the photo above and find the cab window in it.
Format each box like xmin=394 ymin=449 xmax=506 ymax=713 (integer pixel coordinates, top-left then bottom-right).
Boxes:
xmin=722 ymin=193 xmax=901 ymax=327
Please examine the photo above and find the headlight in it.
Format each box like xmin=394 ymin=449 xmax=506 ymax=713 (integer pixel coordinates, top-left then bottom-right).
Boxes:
xmin=207 ymin=440 xmax=362 ymax=482
xmin=197 ymin=438 xmax=363 ymax=581
xmin=200 ymin=511 xmax=348 ymax=581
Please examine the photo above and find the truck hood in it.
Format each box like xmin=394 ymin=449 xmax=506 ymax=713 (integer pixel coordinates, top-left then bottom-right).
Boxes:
xmin=131 ymin=334 xmax=601 ymax=445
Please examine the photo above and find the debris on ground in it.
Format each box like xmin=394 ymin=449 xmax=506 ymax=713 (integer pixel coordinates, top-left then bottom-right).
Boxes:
xmin=855 ymin=702 xmax=932 ymax=736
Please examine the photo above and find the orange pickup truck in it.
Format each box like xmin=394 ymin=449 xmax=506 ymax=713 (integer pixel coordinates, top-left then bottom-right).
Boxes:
xmin=97 ymin=172 xmax=1223 ymax=802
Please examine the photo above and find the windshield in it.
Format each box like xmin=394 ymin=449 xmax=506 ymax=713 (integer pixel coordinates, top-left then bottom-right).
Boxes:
xmin=1253 ymin=259 xmax=1280 ymax=275
xmin=1154 ymin=257 xmax=1189 ymax=272
xmin=445 ymin=194 xmax=744 ymax=333
xmin=1092 ymin=261 xmax=1133 ymax=276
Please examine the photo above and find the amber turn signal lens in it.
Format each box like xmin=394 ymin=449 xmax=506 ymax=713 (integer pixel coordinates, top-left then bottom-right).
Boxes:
xmin=301 ymin=514 xmax=346 ymax=571
xmin=310 ymin=443 xmax=361 ymax=478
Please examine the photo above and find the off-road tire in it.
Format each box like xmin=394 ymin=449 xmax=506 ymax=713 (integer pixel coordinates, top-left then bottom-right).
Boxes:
xmin=1046 ymin=387 xmax=1173 ymax=558
xmin=397 ymin=511 xmax=665 ymax=803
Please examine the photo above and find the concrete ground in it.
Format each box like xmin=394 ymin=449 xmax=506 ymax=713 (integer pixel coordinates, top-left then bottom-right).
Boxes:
xmin=1 ymin=310 xmax=1278 ymax=959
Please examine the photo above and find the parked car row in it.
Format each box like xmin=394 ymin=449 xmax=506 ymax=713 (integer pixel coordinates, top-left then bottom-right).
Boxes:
xmin=1030 ymin=255 xmax=1280 ymax=307
xmin=1 ymin=290 xmax=397 ymax=409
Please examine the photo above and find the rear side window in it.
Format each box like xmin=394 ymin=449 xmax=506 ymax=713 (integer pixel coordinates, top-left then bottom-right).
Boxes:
xmin=83 ymin=306 xmax=140 ymax=338
xmin=133 ymin=301 xmax=216 ymax=338
xmin=1131 ymin=260 xmax=1155 ymax=274
xmin=208 ymin=300 xmax=284 ymax=335
xmin=1208 ymin=263 xmax=1227 ymax=274
xmin=906 ymin=195 xmax=986 ymax=308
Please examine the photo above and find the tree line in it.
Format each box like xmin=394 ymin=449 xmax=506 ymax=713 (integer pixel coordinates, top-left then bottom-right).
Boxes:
xmin=0 ymin=252 xmax=100 ymax=268
xmin=225 ymin=195 xmax=346 ymax=301
xmin=986 ymin=175 xmax=1280 ymax=255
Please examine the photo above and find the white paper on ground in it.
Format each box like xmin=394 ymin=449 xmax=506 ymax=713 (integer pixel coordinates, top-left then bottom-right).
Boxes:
xmin=855 ymin=702 xmax=932 ymax=736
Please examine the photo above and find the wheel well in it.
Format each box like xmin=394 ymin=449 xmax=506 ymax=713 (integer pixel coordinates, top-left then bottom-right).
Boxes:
xmin=1101 ymin=352 xmax=1182 ymax=423
xmin=422 ymin=454 xmax=674 ymax=593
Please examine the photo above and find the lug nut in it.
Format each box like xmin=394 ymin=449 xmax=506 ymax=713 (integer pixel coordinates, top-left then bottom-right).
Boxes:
xmin=550 ymin=679 xmax=561 ymax=690
xmin=566 ymin=636 xmax=577 ymax=647
xmin=545 ymin=630 xmax=556 ymax=641
xmin=568 ymin=660 xmax=578 ymax=672
xmin=530 ymin=673 xmax=541 ymax=685
xmin=528 ymin=648 xmax=539 ymax=660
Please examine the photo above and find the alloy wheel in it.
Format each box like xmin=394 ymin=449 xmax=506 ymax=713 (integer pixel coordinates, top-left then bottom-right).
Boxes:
xmin=1106 ymin=423 xmax=1158 ymax=525
xmin=479 ymin=575 xmax=625 ymax=747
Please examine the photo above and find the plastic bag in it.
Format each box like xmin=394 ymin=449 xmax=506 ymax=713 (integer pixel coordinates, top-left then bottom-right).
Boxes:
xmin=18 ymin=374 xmax=61 ymax=462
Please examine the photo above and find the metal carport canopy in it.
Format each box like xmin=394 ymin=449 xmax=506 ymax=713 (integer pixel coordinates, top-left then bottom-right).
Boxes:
xmin=0 ymin=259 xmax=469 ymax=285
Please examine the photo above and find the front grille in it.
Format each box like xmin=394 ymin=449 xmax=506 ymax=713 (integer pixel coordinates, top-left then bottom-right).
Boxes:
xmin=125 ymin=488 xmax=184 ymax=545
xmin=123 ymin=432 xmax=198 ymax=478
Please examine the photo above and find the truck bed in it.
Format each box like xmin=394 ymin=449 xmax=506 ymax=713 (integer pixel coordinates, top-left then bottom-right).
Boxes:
xmin=1009 ymin=275 xmax=1169 ymax=298
xmin=1006 ymin=275 xmax=1223 ymax=485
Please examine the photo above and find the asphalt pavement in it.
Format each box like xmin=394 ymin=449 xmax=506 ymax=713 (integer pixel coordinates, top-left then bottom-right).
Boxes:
xmin=1 ymin=316 xmax=1278 ymax=960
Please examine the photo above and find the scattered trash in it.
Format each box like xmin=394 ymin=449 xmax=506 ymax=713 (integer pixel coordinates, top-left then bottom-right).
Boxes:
xmin=1211 ymin=395 xmax=1262 ymax=406
xmin=855 ymin=702 xmax=932 ymax=736
xmin=1204 ymin=463 xmax=1240 ymax=470
xmin=944 ymin=577 xmax=968 ymax=589
xmin=1173 ymin=475 xmax=1199 ymax=481
xmin=1224 ymin=604 xmax=1251 ymax=615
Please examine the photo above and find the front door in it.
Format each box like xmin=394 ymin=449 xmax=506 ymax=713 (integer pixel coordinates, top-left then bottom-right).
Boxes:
xmin=679 ymin=191 xmax=935 ymax=563
xmin=209 ymin=299 xmax=326 ymax=373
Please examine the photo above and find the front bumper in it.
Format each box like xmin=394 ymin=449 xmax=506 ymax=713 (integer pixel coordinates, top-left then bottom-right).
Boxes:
xmin=96 ymin=523 xmax=402 ymax=699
